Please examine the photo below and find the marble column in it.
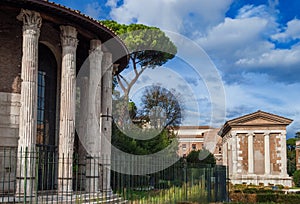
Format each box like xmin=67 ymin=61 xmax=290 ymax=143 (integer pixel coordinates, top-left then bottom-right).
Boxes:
xmin=280 ymin=131 xmax=288 ymax=176
xmin=16 ymin=9 xmax=42 ymax=197
xmin=58 ymin=25 xmax=78 ymax=194
xmin=231 ymin=132 xmax=238 ymax=175
xmin=86 ymin=39 xmax=103 ymax=192
xmin=100 ymin=50 xmax=113 ymax=192
xmin=247 ymin=132 xmax=254 ymax=174
xmin=264 ymin=131 xmax=271 ymax=174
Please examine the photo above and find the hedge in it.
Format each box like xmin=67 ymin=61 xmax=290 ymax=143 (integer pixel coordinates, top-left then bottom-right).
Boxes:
xmin=256 ymin=193 xmax=300 ymax=203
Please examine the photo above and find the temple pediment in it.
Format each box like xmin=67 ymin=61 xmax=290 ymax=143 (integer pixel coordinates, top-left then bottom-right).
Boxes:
xmin=219 ymin=110 xmax=293 ymax=137
xmin=228 ymin=110 xmax=293 ymax=126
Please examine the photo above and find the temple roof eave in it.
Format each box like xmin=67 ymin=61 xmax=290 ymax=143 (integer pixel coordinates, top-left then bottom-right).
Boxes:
xmin=1 ymin=0 xmax=129 ymax=71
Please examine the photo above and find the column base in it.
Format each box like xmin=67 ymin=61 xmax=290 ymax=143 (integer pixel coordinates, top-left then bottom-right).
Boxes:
xmin=230 ymin=174 xmax=293 ymax=187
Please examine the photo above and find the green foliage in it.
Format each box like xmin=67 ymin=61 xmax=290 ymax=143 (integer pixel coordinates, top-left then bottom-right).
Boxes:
xmin=102 ymin=20 xmax=177 ymax=126
xmin=186 ymin=149 xmax=216 ymax=165
xmin=100 ymin=20 xmax=177 ymax=68
xmin=287 ymin=137 xmax=297 ymax=176
xmin=112 ymin=122 xmax=176 ymax=155
xmin=293 ymin=170 xmax=300 ymax=187
xmin=123 ymin=184 xmax=207 ymax=203
xmin=287 ymin=138 xmax=296 ymax=150
xmin=256 ymin=193 xmax=278 ymax=203
xmin=256 ymin=193 xmax=300 ymax=204
xmin=296 ymin=132 xmax=300 ymax=139
xmin=128 ymin=100 xmax=137 ymax=119
xmin=288 ymin=150 xmax=296 ymax=176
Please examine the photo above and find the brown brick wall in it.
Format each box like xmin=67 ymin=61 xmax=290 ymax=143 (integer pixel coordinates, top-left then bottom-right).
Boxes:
xmin=253 ymin=133 xmax=265 ymax=174
xmin=270 ymin=133 xmax=281 ymax=174
xmin=238 ymin=133 xmax=248 ymax=173
xmin=0 ymin=9 xmax=22 ymax=93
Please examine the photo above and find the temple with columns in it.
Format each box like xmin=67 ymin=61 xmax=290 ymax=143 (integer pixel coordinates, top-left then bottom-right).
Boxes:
xmin=219 ymin=110 xmax=293 ymax=187
xmin=0 ymin=0 xmax=128 ymax=196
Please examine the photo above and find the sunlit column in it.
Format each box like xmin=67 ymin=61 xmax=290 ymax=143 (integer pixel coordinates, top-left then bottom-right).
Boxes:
xmin=16 ymin=9 xmax=42 ymax=197
xmin=247 ymin=132 xmax=254 ymax=174
xmin=58 ymin=25 xmax=78 ymax=194
xmin=100 ymin=50 xmax=113 ymax=192
xmin=86 ymin=39 xmax=103 ymax=192
xmin=264 ymin=131 xmax=270 ymax=174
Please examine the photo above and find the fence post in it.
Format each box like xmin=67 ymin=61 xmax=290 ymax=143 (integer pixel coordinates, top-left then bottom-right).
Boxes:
xmin=15 ymin=147 xmax=36 ymax=199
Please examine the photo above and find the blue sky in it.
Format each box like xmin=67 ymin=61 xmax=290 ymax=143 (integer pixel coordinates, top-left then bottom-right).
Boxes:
xmin=53 ymin=0 xmax=300 ymax=138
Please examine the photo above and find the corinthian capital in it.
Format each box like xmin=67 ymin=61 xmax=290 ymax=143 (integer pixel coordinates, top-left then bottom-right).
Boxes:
xmin=60 ymin=25 xmax=78 ymax=48
xmin=17 ymin=9 xmax=42 ymax=33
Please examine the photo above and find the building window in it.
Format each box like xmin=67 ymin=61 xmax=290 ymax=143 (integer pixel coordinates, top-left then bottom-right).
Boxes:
xmin=192 ymin=144 xmax=196 ymax=150
xmin=37 ymin=71 xmax=46 ymax=144
xmin=182 ymin=144 xmax=187 ymax=151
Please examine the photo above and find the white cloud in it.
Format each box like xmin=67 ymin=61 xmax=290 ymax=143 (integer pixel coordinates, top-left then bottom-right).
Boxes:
xmin=106 ymin=0 xmax=300 ymax=136
xmin=272 ymin=18 xmax=300 ymax=42
xmin=108 ymin=0 xmax=232 ymax=34
xmin=84 ymin=2 xmax=102 ymax=19
xmin=194 ymin=4 xmax=300 ymax=80
xmin=224 ymin=72 xmax=300 ymax=137
xmin=235 ymin=43 xmax=300 ymax=68
xmin=105 ymin=0 xmax=118 ymax=7
xmin=198 ymin=17 xmax=272 ymax=55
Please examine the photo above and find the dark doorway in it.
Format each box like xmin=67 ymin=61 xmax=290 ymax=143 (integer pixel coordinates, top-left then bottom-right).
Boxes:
xmin=36 ymin=43 xmax=58 ymax=190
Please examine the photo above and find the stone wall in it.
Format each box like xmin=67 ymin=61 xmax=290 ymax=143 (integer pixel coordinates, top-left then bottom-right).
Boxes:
xmin=0 ymin=92 xmax=20 ymax=193
xmin=0 ymin=92 xmax=20 ymax=147
xmin=253 ymin=133 xmax=265 ymax=174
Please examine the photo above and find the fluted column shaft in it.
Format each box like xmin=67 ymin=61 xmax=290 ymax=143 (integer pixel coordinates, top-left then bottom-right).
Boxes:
xmin=280 ymin=131 xmax=288 ymax=176
xmin=100 ymin=51 xmax=113 ymax=192
xmin=231 ymin=132 xmax=237 ymax=175
xmin=264 ymin=132 xmax=271 ymax=174
xmin=86 ymin=39 xmax=103 ymax=192
xmin=16 ymin=9 xmax=42 ymax=197
xmin=247 ymin=132 xmax=254 ymax=174
xmin=58 ymin=25 xmax=78 ymax=194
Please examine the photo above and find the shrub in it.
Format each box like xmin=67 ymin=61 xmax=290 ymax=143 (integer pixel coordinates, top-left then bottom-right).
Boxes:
xmin=277 ymin=194 xmax=300 ymax=204
xmin=293 ymin=170 xmax=300 ymax=187
xmin=243 ymin=188 xmax=257 ymax=194
xmin=256 ymin=193 xmax=278 ymax=202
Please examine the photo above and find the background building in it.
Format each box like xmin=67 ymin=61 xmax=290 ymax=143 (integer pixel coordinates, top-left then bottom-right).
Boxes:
xmin=296 ymin=140 xmax=300 ymax=170
xmin=175 ymin=126 xmax=223 ymax=165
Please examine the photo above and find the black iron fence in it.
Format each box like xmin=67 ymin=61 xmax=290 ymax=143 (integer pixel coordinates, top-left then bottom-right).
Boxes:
xmin=0 ymin=147 xmax=227 ymax=203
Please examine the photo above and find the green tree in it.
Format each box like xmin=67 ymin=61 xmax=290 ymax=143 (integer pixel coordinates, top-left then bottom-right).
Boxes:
xmin=293 ymin=170 xmax=300 ymax=187
xmin=287 ymin=137 xmax=297 ymax=176
xmin=100 ymin=20 xmax=177 ymax=125
xmin=111 ymin=86 xmax=182 ymax=155
xmin=112 ymin=123 xmax=176 ymax=155
xmin=140 ymin=85 xmax=183 ymax=128
xmin=296 ymin=132 xmax=300 ymax=140
xmin=186 ymin=149 xmax=216 ymax=165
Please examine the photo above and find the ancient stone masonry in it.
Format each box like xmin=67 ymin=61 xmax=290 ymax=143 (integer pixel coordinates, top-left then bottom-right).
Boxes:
xmin=247 ymin=132 xmax=254 ymax=174
xmin=100 ymin=50 xmax=113 ymax=192
xmin=264 ymin=131 xmax=271 ymax=175
xmin=219 ymin=111 xmax=293 ymax=187
xmin=58 ymin=25 xmax=78 ymax=194
xmin=15 ymin=9 xmax=42 ymax=196
xmin=0 ymin=0 xmax=129 ymax=197
xmin=85 ymin=39 xmax=103 ymax=192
